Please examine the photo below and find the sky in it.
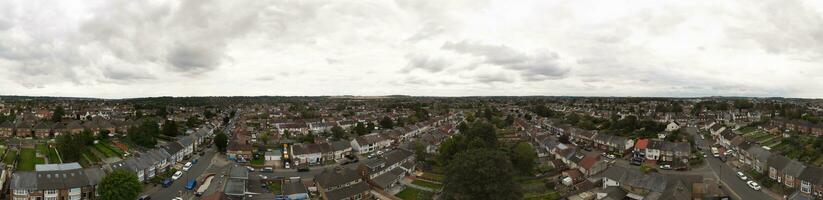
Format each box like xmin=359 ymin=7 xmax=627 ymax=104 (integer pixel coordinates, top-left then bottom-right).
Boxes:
xmin=1 ymin=0 xmax=823 ymax=98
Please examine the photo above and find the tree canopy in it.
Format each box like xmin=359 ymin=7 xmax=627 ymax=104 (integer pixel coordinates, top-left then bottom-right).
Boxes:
xmin=442 ymin=149 xmax=522 ymax=200
xmin=128 ymin=119 xmax=159 ymax=148
xmin=162 ymin=120 xmax=179 ymax=137
xmin=379 ymin=116 xmax=394 ymax=129
xmin=215 ymin=132 xmax=228 ymax=152
xmin=98 ymin=169 xmax=142 ymax=200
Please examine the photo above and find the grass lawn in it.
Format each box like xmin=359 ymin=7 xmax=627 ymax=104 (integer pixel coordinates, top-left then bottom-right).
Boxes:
xmin=18 ymin=148 xmax=37 ymax=171
xmin=94 ymin=143 xmax=118 ymax=158
xmin=3 ymin=149 xmax=16 ymax=163
xmin=104 ymin=142 xmax=126 ymax=156
xmin=411 ymin=180 xmax=442 ymax=190
xmin=419 ymin=172 xmax=445 ymax=182
xmin=267 ymin=182 xmax=282 ymax=195
xmin=738 ymin=126 xmax=757 ymax=134
xmin=250 ymin=158 xmax=265 ymax=166
xmin=523 ymin=191 xmax=560 ymax=200
xmin=36 ymin=144 xmax=48 ymax=154
xmin=47 ymin=148 xmax=61 ymax=164
xmin=396 ymin=187 xmax=433 ymax=200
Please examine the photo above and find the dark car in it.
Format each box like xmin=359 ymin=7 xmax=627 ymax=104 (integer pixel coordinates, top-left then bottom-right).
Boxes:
xmin=630 ymin=157 xmax=643 ymax=166
xmin=138 ymin=195 xmax=152 ymax=200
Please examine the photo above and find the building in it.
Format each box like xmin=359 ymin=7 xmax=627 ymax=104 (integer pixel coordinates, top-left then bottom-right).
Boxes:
xmin=9 ymin=163 xmax=106 ymax=200
xmin=315 ymin=167 xmax=372 ymax=200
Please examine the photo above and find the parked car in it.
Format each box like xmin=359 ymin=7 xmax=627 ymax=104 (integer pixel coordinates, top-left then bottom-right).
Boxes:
xmin=162 ymin=179 xmax=173 ymax=187
xmin=746 ymin=181 xmax=761 ymax=190
xmin=606 ymin=154 xmax=616 ymax=160
xmin=183 ymin=162 xmax=192 ymax=171
xmin=659 ymin=165 xmax=672 ymax=170
xmin=630 ymin=157 xmax=643 ymax=166
xmin=262 ymin=167 xmax=274 ymax=173
xmin=285 ymin=162 xmax=291 ymax=169
xmin=246 ymin=166 xmax=255 ymax=172
xmin=737 ymin=172 xmax=748 ymax=180
xmin=138 ymin=195 xmax=152 ymax=200
xmin=171 ymin=171 xmax=184 ymax=180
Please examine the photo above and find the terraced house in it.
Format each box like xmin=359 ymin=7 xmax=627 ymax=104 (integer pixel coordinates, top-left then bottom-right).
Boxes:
xmin=9 ymin=163 xmax=106 ymax=200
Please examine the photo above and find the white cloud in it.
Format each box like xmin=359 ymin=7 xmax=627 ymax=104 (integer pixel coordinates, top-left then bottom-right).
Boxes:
xmin=0 ymin=0 xmax=821 ymax=98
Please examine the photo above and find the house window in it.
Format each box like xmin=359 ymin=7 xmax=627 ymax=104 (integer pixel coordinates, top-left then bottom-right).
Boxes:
xmin=13 ymin=197 xmax=26 ymax=200
xmin=13 ymin=189 xmax=27 ymax=195
xmin=45 ymin=189 xmax=57 ymax=195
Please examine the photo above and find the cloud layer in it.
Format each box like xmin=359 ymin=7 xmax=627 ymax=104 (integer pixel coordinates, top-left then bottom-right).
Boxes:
xmin=1 ymin=0 xmax=822 ymax=98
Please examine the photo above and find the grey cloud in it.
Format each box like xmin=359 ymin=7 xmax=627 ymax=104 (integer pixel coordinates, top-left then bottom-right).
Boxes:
xmin=401 ymin=54 xmax=450 ymax=73
xmin=254 ymin=75 xmax=275 ymax=81
xmin=727 ymin=0 xmax=823 ymax=60
xmin=167 ymin=44 xmax=223 ymax=73
xmin=102 ymin=66 xmax=154 ymax=81
xmin=442 ymin=40 xmax=569 ymax=81
xmin=474 ymin=73 xmax=514 ymax=84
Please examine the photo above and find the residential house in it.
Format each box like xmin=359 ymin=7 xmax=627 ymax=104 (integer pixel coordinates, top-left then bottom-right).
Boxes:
xmin=665 ymin=121 xmax=681 ymax=132
xmin=743 ymin=146 xmax=772 ymax=173
xmin=783 ymin=160 xmax=807 ymax=188
xmin=798 ymin=166 xmax=823 ymax=197
xmin=330 ymin=141 xmax=352 ymax=161
xmin=0 ymin=121 xmax=14 ymax=137
xmin=33 ymin=122 xmax=51 ymax=138
xmin=350 ymin=133 xmax=392 ymax=154
xmin=9 ymin=163 xmax=105 ymax=200
xmin=315 ymin=167 xmax=372 ymax=200
xmin=283 ymin=178 xmax=310 ymax=200
xmin=292 ymin=143 xmax=331 ymax=165
xmin=578 ymin=155 xmax=607 ymax=177
xmin=16 ymin=121 xmax=33 ymax=137
xmin=768 ymin=155 xmax=792 ymax=183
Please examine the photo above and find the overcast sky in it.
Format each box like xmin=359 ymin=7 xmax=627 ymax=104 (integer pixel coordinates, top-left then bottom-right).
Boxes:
xmin=2 ymin=0 xmax=823 ymax=98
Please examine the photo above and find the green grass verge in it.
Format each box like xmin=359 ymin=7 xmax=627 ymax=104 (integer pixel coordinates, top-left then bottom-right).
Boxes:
xmin=411 ymin=180 xmax=442 ymax=190
xmin=18 ymin=148 xmax=37 ymax=171
xmin=396 ymin=187 xmax=433 ymax=200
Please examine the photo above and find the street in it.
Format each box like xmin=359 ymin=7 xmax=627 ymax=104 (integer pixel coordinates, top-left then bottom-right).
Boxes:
xmin=685 ymin=127 xmax=775 ymax=200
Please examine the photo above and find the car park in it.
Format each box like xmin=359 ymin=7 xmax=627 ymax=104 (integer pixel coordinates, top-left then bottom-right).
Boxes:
xmin=172 ymin=171 xmax=184 ymax=180
xmin=737 ymin=172 xmax=748 ymax=180
xmin=746 ymin=181 xmax=761 ymax=190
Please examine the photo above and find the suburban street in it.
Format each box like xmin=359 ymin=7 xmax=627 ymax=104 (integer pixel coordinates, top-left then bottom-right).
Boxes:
xmin=140 ymin=146 xmax=221 ymax=200
xmin=685 ymin=127 xmax=774 ymax=200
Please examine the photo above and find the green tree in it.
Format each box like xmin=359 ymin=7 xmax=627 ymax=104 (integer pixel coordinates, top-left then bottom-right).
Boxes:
xmin=509 ymin=142 xmax=537 ymax=175
xmin=186 ymin=117 xmax=201 ymax=128
xmin=162 ymin=120 xmax=178 ymax=137
xmin=379 ymin=116 xmax=394 ymax=129
xmin=99 ymin=169 xmax=142 ymax=200
xmin=215 ymin=132 xmax=228 ymax=152
xmin=442 ymin=149 xmax=521 ymax=200
xmin=259 ymin=132 xmax=269 ymax=145
xmin=413 ymin=141 xmax=429 ymax=164
xmin=128 ymin=120 xmax=158 ymax=148
xmin=331 ymin=125 xmax=346 ymax=140
xmin=353 ymin=122 xmax=368 ymax=136
xmin=463 ymin=121 xmax=497 ymax=148
xmin=51 ymin=106 xmax=65 ymax=122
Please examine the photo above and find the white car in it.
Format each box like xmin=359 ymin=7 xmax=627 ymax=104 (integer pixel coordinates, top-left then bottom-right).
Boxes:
xmin=606 ymin=154 xmax=616 ymax=159
xmin=259 ymin=174 xmax=268 ymax=180
xmin=658 ymin=165 xmax=672 ymax=170
xmin=172 ymin=197 xmax=182 ymax=200
xmin=171 ymin=171 xmax=183 ymax=180
xmin=747 ymin=181 xmax=761 ymax=190
xmin=284 ymin=162 xmax=290 ymax=169
xmin=183 ymin=162 xmax=192 ymax=171
xmin=737 ymin=172 xmax=748 ymax=180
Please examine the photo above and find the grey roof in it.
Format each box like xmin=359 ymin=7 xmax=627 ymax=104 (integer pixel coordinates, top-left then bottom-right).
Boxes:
xmin=597 ymin=166 xmax=667 ymax=192
xmin=228 ymin=165 xmax=248 ymax=179
xmin=798 ymin=166 xmax=823 ymax=185
xmin=768 ymin=155 xmax=791 ymax=170
xmin=382 ymin=148 xmax=413 ymax=166
xmin=324 ymin=181 xmax=370 ymax=200
xmin=162 ymin=141 xmax=184 ymax=155
xmin=371 ymin=168 xmax=404 ymax=189
xmin=224 ymin=178 xmax=246 ymax=196
xmin=36 ymin=163 xmax=82 ymax=171
xmin=178 ymin=135 xmax=194 ymax=146
xmin=11 ymin=166 xmax=105 ymax=191
xmin=265 ymin=150 xmax=282 ymax=157
xmin=330 ymin=141 xmax=351 ymax=151
xmin=783 ymin=159 xmax=807 ymax=177
xmin=282 ymin=180 xmax=309 ymax=195
xmin=746 ymin=146 xmax=772 ymax=162
xmin=9 ymin=172 xmax=38 ymax=190
xmin=315 ymin=167 xmax=361 ymax=188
